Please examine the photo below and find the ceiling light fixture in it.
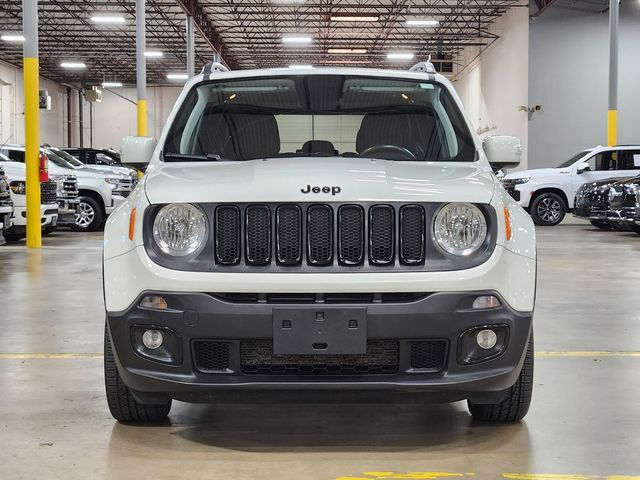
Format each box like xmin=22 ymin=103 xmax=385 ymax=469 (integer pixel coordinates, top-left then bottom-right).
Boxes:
xmin=144 ymin=50 xmax=164 ymax=58
xmin=1 ymin=34 xmax=25 ymax=42
xmin=282 ymin=36 xmax=313 ymax=45
xmin=328 ymin=48 xmax=367 ymax=54
xmin=102 ymin=81 xmax=123 ymax=88
xmin=406 ymin=19 xmax=439 ymax=27
xmin=386 ymin=52 xmax=415 ymax=61
xmin=166 ymin=73 xmax=189 ymax=80
xmin=330 ymin=15 xmax=379 ymax=22
xmin=90 ymin=15 xmax=126 ymax=24
xmin=60 ymin=62 xmax=87 ymax=69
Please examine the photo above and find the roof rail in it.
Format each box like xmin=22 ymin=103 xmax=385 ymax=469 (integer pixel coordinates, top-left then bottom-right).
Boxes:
xmin=201 ymin=62 xmax=230 ymax=76
xmin=409 ymin=61 xmax=437 ymax=74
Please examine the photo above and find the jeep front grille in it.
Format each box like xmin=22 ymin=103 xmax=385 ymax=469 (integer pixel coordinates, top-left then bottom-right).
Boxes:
xmin=214 ymin=203 xmax=426 ymax=268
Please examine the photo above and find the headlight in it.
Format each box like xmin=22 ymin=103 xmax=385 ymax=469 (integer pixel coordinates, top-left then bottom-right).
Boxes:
xmin=503 ymin=177 xmax=530 ymax=185
xmin=105 ymin=177 xmax=121 ymax=185
xmin=10 ymin=181 xmax=26 ymax=195
xmin=433 ymin=203 xmax=487 ymax=256
xmin=152 ymin=203 xmax=208 ymax=257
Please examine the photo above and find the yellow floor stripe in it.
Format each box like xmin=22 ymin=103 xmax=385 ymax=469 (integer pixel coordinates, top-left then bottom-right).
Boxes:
xmin=0 ymin=353 xmax=102 ymax=359
xmin=0 ymin=351 xmax=639 ymax=360
xmin=535 ymin=351 xmax=640 ymax=357
xmin=337 ymin=475 xmax=639 ymax=480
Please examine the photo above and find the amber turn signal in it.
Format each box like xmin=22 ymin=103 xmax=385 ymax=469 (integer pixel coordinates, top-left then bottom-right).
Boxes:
xmin=503 ymin=207 xmax=512 ymax=241
xmin=129 ymin=208 xmax=136 ymax=241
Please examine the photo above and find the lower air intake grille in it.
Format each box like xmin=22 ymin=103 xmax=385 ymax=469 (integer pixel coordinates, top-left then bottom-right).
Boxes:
xmin=241 ymin=340 xmax=399 ymax=375
xmin=410 ymin=341 xmax=447 ymax=371
xmin=193 ymin=341 xmax=230 ymax=372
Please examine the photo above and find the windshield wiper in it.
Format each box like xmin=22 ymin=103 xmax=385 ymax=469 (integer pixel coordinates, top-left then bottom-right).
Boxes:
xmin=163 ymin=152 xmax=230 ymax=162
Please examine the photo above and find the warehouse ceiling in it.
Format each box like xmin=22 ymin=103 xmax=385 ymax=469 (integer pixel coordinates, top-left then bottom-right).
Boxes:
xmin=0 ymin=0 xmax=526 ymax=86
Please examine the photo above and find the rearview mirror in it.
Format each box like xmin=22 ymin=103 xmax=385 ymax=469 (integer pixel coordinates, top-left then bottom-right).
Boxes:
xmin=576 ymin=162 xmax=590 ymax=174
xmin=483 ymin=136 xmax=522 ymax=172
xmin=121 ymin=136 xmax=156 ymax=166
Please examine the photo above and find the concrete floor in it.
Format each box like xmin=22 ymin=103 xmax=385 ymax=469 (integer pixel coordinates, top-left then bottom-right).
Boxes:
xmin=0 ymin=218 xmax=639 ymax=480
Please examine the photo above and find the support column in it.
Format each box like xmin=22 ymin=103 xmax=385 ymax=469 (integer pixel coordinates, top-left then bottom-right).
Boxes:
xmin=136 ymin=0 xmax=147 ymax=136
xmin=186 ymin=15 xmax=195 ymax=77
xmin=22 ymin=0 xmax=41 ymax=248
xmin=78 ymin=89 xmax=84 ymax=147
xmin=607 ymin=0 xmax=619 ymax=147
xmin=66 ymin=87 xmax=72 ymax=146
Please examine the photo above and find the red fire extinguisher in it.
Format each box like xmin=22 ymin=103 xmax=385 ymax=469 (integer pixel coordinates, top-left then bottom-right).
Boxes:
xmin=39 ymin=153 xmax=49 ymax=182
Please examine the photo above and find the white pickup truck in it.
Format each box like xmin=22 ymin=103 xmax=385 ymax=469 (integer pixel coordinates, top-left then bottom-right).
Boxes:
xmin=0 ymin=165 xmax=13 ymax=243
xmin=1 ymin=145 xmax=135 ymax=231
xmin=102 ymin=62 xmax=536 ymax=424
xmin=502 ymin=145 xmax=640 ymax=225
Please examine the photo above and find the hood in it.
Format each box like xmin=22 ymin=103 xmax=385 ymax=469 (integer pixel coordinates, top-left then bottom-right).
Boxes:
xmin=144 ymin=157 xmax=496 ymax=205
xmin=582 ymin=176 xmax=634 ymax=190
xmin=0 ymin=161 xmax=26 ymax=180
xmin=83 ymin=165 xmax=136 ymax=177
xmin=504 ymin=167 xmax=568 ymax=180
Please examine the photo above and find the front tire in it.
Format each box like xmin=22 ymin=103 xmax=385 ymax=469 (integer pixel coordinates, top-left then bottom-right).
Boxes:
xmin=104 ymin=323 xmax=172 ymax=423
xmin=590 ymin=221 xmax=610 ymax=230
xmin=467 ymin=336 xmax=534 ymax=422
xmin=43 ymin=226 xmax=56 ymax=235
xmin=530 ymin=193 xmax=566 ymax=226
xmin=3 ymin=230 xmax=25 ymax=242
xmin=71 ymin=196 xmax=103 ymax=232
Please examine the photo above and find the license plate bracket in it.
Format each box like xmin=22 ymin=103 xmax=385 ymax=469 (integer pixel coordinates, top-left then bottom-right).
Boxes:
xmin=273 ymin=307 xmax=367 ymax=355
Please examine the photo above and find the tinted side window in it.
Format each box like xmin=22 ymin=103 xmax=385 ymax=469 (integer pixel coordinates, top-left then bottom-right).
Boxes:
xmin=596 ymin=151 xmax=618 ymax=171
xmin=7 ymin=150 xmax=25 ymax=163
xmin=618 ymin=150 xmax=640 ymax=170
xmin=95 ymin=153 xmax=115 ymax=165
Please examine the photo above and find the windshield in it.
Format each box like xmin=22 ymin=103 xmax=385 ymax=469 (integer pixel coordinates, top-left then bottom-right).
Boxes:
xmin=164 ymin=74 xmax=477 ymax=163
xmin=44 ymin=150 xmax=77 ymax=169
xmin=557 ymin=150 xmax=590 ymax=168
xmin=48 ymin=148 xmax=84 ymax=167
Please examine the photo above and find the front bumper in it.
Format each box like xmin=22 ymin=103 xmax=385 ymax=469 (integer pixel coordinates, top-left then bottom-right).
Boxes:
xmin=606 ymin=206 xmax=635 ymax=223
xmin=0 ymin=205 xmax=12 ymax=230
xmin=11 ymin=204 xmax=58 ymax=228
xmin=107 ymin=290 xmax=533 ymax=403
xmin=57 ymin=199 xmax=79 ymax=224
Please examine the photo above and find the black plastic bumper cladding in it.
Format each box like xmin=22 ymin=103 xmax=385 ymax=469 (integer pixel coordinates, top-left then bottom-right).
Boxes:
xmin=106 ymin=291 xmax=532 ymax=403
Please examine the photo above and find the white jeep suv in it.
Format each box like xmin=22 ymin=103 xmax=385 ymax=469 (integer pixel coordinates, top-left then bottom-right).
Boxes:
xmin=103 ymin=63 xmax=536 ymax=424
xmin=502 ymin=145 xmax=640 ymax=226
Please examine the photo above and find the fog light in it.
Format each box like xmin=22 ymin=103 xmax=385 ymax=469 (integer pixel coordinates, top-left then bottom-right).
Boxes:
xmin=142 ymin=329 xmax=163 ymax=350
xmin=472 ymin=295 xmax=501 ymax=310
xmin=140 ymin=295 xmax=168 ymax=310
xmin=476 ymin=329 xmax=498 ymax=350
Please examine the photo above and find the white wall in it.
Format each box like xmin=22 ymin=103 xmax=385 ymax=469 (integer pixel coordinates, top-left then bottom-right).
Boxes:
xmin=452 ymin=7 xmax=529 ymax=169
xmin=0 ymin=60 xmax=66 ymax=146
xmin=0 ymin=59 xmax=183 ymax=151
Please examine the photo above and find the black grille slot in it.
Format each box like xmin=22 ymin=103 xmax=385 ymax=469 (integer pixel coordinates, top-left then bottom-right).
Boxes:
xmin=338 ymin=205 xmax=364 ymax=265
xmin=410 ymin=341 xmax=447 ymax=371
xmin=307 ymin=205 xmax=333 ymax=265
xmin=399 ymin=205 xmax=425 ymax=264
xmin=40 ymin=182 xmax=57 ymax=204
xmin=215 ymin=206 xmax=241 ymax=265
xmin=193 ymin=341 xmax=231 ymax=372
xmin=276 ymin=205 xmax=302 ymax=265
xmin=369 ymin=205 xmax=395 ymax=265
xmin=245 ymin=205 xmax=271 ymax=265
xmin=241 ymin=340 xmax=399 ymax=375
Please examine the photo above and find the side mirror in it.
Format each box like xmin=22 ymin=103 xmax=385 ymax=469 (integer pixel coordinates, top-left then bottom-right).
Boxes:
xmin=121 ymin=136 xmax=156 ymax=166
xmin=483 ymin=136 xmax=522 ymax=172
xmin=576 ymin=162 xmax=590 ymax=174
